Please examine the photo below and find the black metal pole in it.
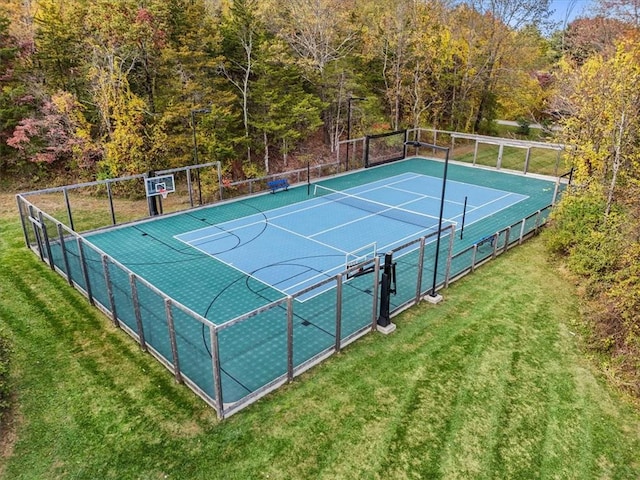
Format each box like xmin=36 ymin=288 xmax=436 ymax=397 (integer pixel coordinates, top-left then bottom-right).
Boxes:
xmin=307 ymin=161 xmax=310 ymax=195
xmin=346 ymin=97 xmax=352 ymax=171
xmin=377 ymin=253 xmax=394 ymax=327
xmin=191 ymin=110 xmax=203 ymax=205
xmin=460 ymin=195 xmax=468 ymax=240
xmin=345 ymin=96 xmax=365 ymax=171
xmin=430 ymin=149 xmax=450 ymax=298
xmin=404 ymin=140 xmax=450 ymax=299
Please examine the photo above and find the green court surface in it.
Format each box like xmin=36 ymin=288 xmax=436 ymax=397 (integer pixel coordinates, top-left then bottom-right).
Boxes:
xmin=37 ymin=157 xmax=559 ymax=412
xmin=84 ymin=158 xmax=555 ymax=322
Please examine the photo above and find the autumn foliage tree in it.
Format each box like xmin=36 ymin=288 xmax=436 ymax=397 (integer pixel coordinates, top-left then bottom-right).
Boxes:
xmin=0 ymin=13 xmax=32 ymax=175
xmin=3 ymin=0 xmax=632 ymax=183
xmin=547 ymin=31 xmax=640 ymax=392
xmin=7 ymin=91 xmax=97 ymax=169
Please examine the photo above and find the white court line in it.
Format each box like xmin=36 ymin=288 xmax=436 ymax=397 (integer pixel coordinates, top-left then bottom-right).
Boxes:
xmin=386 ymin=184 xmax=476 ymax=208
xmin=447 ymin=192 xmax=527 ymax=223
xmin=267 ymin=221 xmax=351 ymax=255
xmin=175 ymin=173 xmax=528 ymax=301
xmin=179 ymin=240 xmax=292 ymax=298
xmin=284 ymin=263 xmax=346 ymax=294
xmin=177 ymin=173 xmax=425 ymax=244
xmin=309 ymin=194 xmax=441 ymax=239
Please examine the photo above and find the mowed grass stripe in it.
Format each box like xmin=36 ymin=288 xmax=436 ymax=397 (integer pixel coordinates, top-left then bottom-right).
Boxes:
xmin=1 ymin=201 xmax=640 ymax=479
xmin=0 ymin=222 xmax=211 ymax=479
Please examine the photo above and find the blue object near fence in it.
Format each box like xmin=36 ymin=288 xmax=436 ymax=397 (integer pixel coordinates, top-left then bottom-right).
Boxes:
xmin=476 ymin=234 xmax=496 ymax=248
xmin=268 ymin=178 xmax=289 ymax=193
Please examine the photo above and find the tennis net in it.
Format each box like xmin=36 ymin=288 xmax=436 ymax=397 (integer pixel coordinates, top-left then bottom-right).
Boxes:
xmin=313 ymin=184 xmax=444 ymax=232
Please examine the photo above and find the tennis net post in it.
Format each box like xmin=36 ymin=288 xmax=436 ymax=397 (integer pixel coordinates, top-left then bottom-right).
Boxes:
xmin=377 ymin=252 xmax=396 ymax=329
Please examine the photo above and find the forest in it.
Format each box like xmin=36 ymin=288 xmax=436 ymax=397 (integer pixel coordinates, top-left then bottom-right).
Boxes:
xmin=0 ymin=0 xmax=639 ymax=392
xmin=0 ymin=0 xmax=586 ymax=181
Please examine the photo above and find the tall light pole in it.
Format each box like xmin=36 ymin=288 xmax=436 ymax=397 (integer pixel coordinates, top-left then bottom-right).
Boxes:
xmin=191 ymin=107 xmax=210 ymax=205
xmin=405 ymin=140 xmax=450 ymax=302
xmin=346 ymin=96 xmax=365 ymax=171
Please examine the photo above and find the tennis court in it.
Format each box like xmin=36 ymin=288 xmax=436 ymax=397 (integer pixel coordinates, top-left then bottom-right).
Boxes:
xmin=172 ymin=172 xmax=527 ymax=301
xmin=18 ymin=155 xmax=562 ymax=416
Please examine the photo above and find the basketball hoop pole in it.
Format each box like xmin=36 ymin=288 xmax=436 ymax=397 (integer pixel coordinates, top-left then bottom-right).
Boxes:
xmin=147 ymin=171 xmax=159 ymax=216
xmin=377 ymin=253 xmax=396 ymax=327
xmin=405 ymin=140 xmax=450 ymax=301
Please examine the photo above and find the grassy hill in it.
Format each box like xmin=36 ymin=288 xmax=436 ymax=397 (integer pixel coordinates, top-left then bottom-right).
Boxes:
xmin=1 ymin=192 xmax=639 ymax=479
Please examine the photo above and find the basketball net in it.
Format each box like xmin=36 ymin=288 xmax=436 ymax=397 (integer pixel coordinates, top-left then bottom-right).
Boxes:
xmin=158 ymin=188 xmax=168 ymax=199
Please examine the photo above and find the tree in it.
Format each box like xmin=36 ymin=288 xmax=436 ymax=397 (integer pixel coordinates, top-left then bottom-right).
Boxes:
xmin=219 ymin=0 xmax=263 ymax=163
xmin=597 ymin=0 xmax=640 ymax=26
xmin=563 ymin=16 xmax=629 ymax=65
xmin=452 ymin=0 xmax=551 ymax=132
xmin=0 ymin=13 xmax=33 ymax=174
xmin=33 ymin=0 xmax=88 ymax=96
xmin=151 ymin=0 xmax=223 ymax=168
xmin=250 ymin=41 xmax=323 ymax=171
xmin=495 ymin=26 xmax=553 ymax=123
xmin=7 ymin=91 xmax=98 ymax=170
xmin=558 ymin=36 xmax=640 ymax=215
xmin=267 ymin=0 xmax=361 ymax=147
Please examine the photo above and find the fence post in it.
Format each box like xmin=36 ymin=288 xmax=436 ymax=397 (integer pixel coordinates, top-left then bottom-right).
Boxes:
xmin=186 ymin=169 xmax=194 ymax=207
xmin=415 ymin=237 xmax=426 ymax=303
xmin=287 ymin=296 xmax=294 ymax=381
xmin=335 ymin=275 xmax=343 ymax=352
xmin=77 ymin=238 xmax=94 ymax=305
xmin=210 ymin=326 xmax=224 ymax=419
xmin=102 ymin=255 xmax=119 ymax=327
xmin=473 ymin=140 xmax=479 ymax=165
xmin=552 ymin=179 xmax=561 ymax=206
xmin=37 ymin=211 xmax=55 ymax=270
xmin=164 ymin=299 xmax=183 ymax=384
xmin=106 ymin=181 xmax=116 ymax=225
xmin=503 ymin=227 xmax=511 ymax=252
xmin=63 ymin=187 xmax=74 ymax=231
xmin=524 ymin=147 xmax=531 ymax=174
xmin=16 ymin=196 xmax=30 ymax=248
xmin=491 ymin=233 xmax=499 ymax=258
xmin=445 ymin=226 xmax=455 ymax=287
xmin=217 ymin=161 xmax=223 ymax=202
xmin=58 ymin=223 xmax=73 ymax=286
xmin=471 ymin=244 xmax=478 ymax=272
xmin=371 ymin=256 xmax=380 ymax=331
xmin=27 ymin=206 xmax=44 ymax=262
xmin=129 ymin=274 xmax=147 ymax=351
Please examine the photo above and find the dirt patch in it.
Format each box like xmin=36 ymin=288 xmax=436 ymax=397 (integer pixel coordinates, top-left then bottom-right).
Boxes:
xmin=0 ymin=194 xmax=19 ymax=221
xmin=0 ymin=395 xmax=21 ymax=477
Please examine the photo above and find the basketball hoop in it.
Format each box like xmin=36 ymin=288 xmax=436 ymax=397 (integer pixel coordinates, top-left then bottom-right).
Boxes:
xmin=158 ymin=188 xmax=168 ymax=199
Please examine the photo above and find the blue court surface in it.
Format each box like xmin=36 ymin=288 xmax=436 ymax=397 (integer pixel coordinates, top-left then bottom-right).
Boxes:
xmin=175 ymin=172 xmax=527 ymax=299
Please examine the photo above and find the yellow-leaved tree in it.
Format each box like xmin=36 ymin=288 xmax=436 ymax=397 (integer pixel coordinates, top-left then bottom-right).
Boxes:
xmin=559 ymin=34 xmax=640 ymax=215
xmin=548 ymin=33 xmax=640 ymax=393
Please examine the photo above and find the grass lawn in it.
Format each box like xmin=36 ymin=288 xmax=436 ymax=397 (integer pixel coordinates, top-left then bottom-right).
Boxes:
xmin=1 ymin=192 xmax=639 ymax=479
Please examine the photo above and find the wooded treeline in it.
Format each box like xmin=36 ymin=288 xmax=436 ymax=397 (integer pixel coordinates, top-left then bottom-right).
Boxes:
xmin=1 ymin=0 xmax=558 ymax=182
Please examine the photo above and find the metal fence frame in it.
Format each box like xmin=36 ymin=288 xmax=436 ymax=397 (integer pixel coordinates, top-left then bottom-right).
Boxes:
xmin=408 ymin=128 xmax=566 ymax=176
xmin=16 ymin=135 xmax=564 ymax=419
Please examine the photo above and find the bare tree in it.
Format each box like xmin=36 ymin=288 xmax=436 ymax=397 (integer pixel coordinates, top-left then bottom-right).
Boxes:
xmin=597 ymin=0 xmax=640 ymax=26
xmin=266 ymin=0 xmax=360 ymax=147
xmin=454 ymin=0 xmax=551 ymax=132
